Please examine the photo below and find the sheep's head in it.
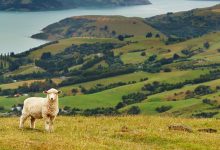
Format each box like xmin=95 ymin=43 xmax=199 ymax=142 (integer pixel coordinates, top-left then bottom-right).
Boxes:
xmin=43 ymin=88 xmax=62 ymax=101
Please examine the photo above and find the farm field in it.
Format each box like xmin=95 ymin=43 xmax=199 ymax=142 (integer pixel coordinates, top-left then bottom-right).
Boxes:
xmin=0 ymin=69 xmax=208 ymax=111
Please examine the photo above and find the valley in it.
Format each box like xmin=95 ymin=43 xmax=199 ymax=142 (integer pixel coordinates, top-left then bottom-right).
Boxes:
xmin=0 ymin=5 xmax=220 ymax=119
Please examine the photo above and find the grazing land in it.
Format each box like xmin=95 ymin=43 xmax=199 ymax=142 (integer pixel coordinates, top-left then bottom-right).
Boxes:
xmin=0 ymin=116 xmax=219 ymax=150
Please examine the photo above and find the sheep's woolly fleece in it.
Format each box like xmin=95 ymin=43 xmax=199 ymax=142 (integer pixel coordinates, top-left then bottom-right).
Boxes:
xmin=19 ymin=88 xmax=60 ymax=132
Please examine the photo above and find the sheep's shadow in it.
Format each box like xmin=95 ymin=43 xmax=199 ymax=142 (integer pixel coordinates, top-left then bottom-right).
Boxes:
xmin=18 ymin=127 xmax=44 ymax=133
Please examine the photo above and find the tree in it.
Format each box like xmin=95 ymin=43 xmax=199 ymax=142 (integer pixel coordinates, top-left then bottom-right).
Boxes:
xmin=0 ymin=106 xmax=4 ymax=111
xmin=41 ymin=52 xmax=51 ymax=60
xmin=146 ymin=32 xmax=153 ymax=38
xmin=193 ymin=112 xmax=218 ymax=118
xmin=148 ymin=55 xmax=157 ymax=62
xmin=156 ymin=105 xmax=172 ymax=113
xmin=163 ymin=68 xmax=172 ymax=72
xmin=80 ymin=87 xmax=87 ymax=93
xmin=127 ymin=106 xmax=141 ymax=115
xmin=118 ymin=35 xmax=124 ymax=41
xmin=10 ymin=52 xmax=15 ymax=57
xmin=194 ymin=85 xmax=213 ymax=96
xmin=71 ymin=88 xmax=78 ymax=95
xmin=112 ymin=30 xmax=116 ymax=36
xmin=115 ymin=102 xmax=125 ymax=109
xmin=173 ymin=53 xmax=180 ymax=60
xmin=181 ymin=49 xmax=191 ymax=55
xmin=141 ymin=52 xmax=146 ymax=56
xmin=0 ymin=62 xmax=3 ymax=69
xmin=204 ymin=42 xmax=210 ymax=49
xmin=155 ymin=33 xmax=160 ymax=38
xmin=9 ymin=61 xmax=19 ymax=71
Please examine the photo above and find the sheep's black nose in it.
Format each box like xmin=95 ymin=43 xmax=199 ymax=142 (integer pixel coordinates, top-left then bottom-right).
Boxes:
xmin=50 ymin=98 xmax=54 ymax=100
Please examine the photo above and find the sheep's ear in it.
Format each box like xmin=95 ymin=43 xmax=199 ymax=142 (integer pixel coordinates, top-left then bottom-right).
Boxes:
xmin=58 ymin=90 xmax=62 ymax=94
xmin=43 ymin=90 xmax=48 ymax=94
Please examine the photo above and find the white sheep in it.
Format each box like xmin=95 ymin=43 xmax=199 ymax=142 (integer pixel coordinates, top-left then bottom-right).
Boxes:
xmin=19 ymin=88 xmax=61 ymax=132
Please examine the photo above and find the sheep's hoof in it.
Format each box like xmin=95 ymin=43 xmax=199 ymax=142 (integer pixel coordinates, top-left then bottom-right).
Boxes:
xmin=45 ymin=129 xmax=54 ymax=133
xmin=19 ymin=127 xmax=24 ymax=131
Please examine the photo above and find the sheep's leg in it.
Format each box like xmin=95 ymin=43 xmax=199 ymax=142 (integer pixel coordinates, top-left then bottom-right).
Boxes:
xmin=49 ymin=117 xmax=55 ymax=132
xmin=45 ymin=117 xmax=50 ymax=132
xmin=30 ymin=117 xmax=36 ymax=129
xmin=19 ymin=114 xmax=29 ymax=128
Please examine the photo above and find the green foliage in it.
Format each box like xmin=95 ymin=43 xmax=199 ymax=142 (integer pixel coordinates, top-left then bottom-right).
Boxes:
xmin=8 ymin=61 xmax=19 ymax=71
xmin=141 ymin=52 xmax=146 ymax=56
xmin=165 ymin=37 xmax=186 ymax=45
xmin=192 ymin=112 xmax=218 ymax=118
xmin=148 ymin=55 xmax=157 ymax=62
xmin=202 ymin=99 xmax=217 ymax=105
xmin=0 ymin=106 xmax=4 ymax=111
xmin=194 ymin=85 xmax=213 ymax=96
xmin=83 ymin=82 xmax=127 ymax=94
xmin=35 ymin=42 xmax=124 ymax=73
xmin=118 ymin=35 xmax=125 ymax=41
xmin=127 ymin=106 xmax=141 ymax=115
xmin=83 ymin=107 xmax=118 ymax=116
xmin=146 ymin=32 xmax=153 ymax=38
xmin=60 ymin=65 xmax=136 ymax=87
xmin=155 ymin=105 xmax=172 ymax=113
xmin=203 ymin=41 xmax=210 ymax=49
xmin=41 ymin=52 xmax=51 ymax=60
xmin=0 ymin=79 xmax=57 ymax=96
xmin=115 ymin=92 xmax=148 ymax=110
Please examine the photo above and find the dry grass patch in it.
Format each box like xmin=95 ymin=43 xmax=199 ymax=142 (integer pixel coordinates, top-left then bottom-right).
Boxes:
xmin=0 ymin=116 xmax=219 ymax=150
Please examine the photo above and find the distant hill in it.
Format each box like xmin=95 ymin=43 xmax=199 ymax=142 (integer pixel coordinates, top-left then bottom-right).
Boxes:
xmin=32 ymin=4 xmax=220 ymax=41
xmin=145 ymin=4 xmax=220 ymax=39
xmin=0 ymin=0 xmax=151 ymax=11
xmin=31 ymin=15 xmax=163 ymax=40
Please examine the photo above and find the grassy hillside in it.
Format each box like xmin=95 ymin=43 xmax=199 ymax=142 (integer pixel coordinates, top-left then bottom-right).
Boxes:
xmin=32 ymin=3 xmax=220 ymax=41
xmin=0 ymin=0 xmax=150 ymax=11
xmin=32 ymin=15 xmax=163 ymax=41
xmin=2 ymin=27 xmax=220 ymax=118
xmin=0 ymin=69 xmax=208 ymax=110
xmin=1 ymin=7 xmax=220 ymax=119
xmin=0 ymin=116 xmax=219 ymax=150
xmin=28 ymin=37 xmax=122 ymax=59
xmin=145 ymin=4 xmax=220 ymax=39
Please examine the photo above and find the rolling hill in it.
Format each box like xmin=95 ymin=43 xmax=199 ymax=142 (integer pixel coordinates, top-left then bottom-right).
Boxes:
xmin=31 ymin=15 xmax=163 ymax=41
xmin=32 ymin=4 xmax=220 ymax=42
xmin=0 ymin=0 xmax=151 ymax=11
xmin=0 ymin=5 xmax=220 ymax=119
xmin=145 ymin=4 xmax=220 ymax=39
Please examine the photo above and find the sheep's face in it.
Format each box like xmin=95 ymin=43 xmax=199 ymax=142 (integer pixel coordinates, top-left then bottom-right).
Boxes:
xmin=44 ymin=88 xmax=61 ymax=101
